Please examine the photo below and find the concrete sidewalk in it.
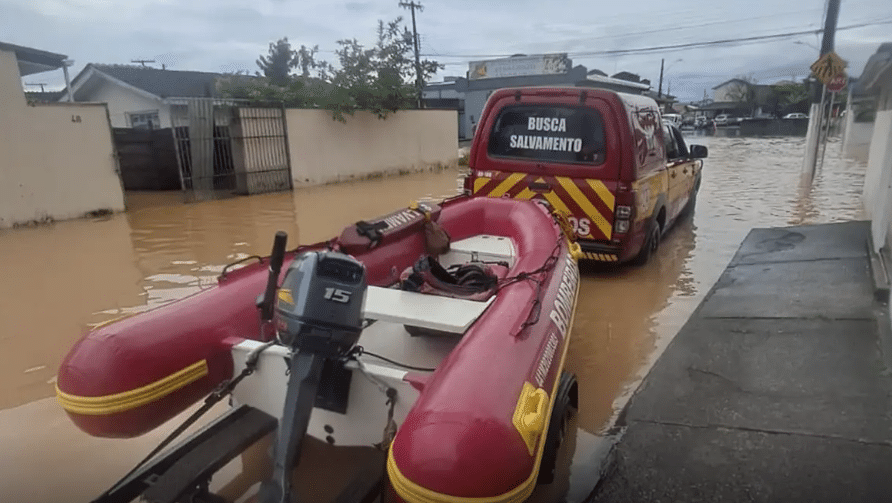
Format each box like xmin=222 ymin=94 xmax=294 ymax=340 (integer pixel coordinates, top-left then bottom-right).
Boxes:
xmin=588 ymin=220 xmax=892 ymax=503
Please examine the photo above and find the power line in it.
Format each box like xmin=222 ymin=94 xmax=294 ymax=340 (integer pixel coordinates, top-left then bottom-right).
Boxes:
xmin=422 ymin=18 xmax=892 ymax=59
xmin=536 ymin=7 xmax=827 ymax=47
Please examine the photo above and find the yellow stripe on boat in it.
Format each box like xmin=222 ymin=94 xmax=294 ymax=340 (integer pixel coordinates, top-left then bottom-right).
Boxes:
xmin=56 ymin=360 xmax=209 ymax=415
xmin=387 ymin=261 xmax=581 ymax=503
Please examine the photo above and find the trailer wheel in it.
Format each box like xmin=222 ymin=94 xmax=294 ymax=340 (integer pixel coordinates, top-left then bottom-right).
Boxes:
xmin=537 ymin=371 xmax=578 ymax=485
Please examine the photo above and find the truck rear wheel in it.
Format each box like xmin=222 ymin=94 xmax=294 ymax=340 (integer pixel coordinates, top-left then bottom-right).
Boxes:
xmin=682 ymin=178 xmax=700 ymax=218
xmin=631 ymin=219 xmax=661 ymax=266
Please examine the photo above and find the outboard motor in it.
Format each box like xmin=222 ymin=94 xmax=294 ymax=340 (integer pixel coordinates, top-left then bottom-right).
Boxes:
xmin=275 ymin=251 xmax=367 ymax=352
xmin=259 ymin=248 xmax=367 ymax=503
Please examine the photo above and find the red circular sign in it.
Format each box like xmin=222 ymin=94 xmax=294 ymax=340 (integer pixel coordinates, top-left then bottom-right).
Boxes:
xmin=827 ymin=74 xmax=847 ymax=92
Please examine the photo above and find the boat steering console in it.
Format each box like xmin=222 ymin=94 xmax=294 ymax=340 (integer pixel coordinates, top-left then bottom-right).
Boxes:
xmin=256 ymin=233 xmax=368 ymax=503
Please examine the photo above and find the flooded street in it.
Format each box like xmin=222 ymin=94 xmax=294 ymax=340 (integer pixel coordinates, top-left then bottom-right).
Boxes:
xmin=0 ymin=136 xmax=866 ymax=502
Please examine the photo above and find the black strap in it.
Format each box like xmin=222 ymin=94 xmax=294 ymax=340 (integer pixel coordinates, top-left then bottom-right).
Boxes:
xmin=355 ymin=220 xmax=388 ymax=248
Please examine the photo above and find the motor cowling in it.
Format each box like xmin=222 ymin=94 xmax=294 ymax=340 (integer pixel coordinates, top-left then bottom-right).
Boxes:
xmin=275 ymin=251 xmax=367 ymax=357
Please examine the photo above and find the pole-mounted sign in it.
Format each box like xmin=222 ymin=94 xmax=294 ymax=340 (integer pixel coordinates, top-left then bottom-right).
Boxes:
xmin=810 ymin=51 xmax=847 ymax=86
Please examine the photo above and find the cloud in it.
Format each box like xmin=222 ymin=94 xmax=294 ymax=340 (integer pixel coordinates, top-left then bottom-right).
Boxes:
xmin=3 ymin=0 xmax=889 ymax=101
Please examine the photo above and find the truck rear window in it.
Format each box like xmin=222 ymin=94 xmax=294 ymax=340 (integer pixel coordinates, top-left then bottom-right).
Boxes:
xmin=487 ymin=105 xmax=606 ymax=165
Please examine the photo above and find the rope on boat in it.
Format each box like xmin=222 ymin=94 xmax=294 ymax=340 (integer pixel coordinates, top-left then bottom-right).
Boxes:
xmin=351 ymin=346 xmax=437 ymax=373
xmin=218 ymin=255 xmax=263 ymax=280
xmin=495 ymin=236 xmax=563 ymax=338
xmin=353 ymin=355 xmax=401 ymax=450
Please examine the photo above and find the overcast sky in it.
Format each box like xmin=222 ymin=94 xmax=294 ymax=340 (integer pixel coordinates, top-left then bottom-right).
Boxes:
xmin=4 ymin=0 xmax=891 ymax=102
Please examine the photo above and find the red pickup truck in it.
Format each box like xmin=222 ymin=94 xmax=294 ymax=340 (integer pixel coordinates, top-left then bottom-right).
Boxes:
xmin=464 ymin=86 xmax=707 ymax=265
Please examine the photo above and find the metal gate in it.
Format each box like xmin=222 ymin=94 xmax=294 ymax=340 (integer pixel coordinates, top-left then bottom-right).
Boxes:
xmin=170 ymin=99 xmax=292 ymax=201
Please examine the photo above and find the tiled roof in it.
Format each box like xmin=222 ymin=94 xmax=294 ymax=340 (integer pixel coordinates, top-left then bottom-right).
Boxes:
xmin=89 ymin=64 xmax=223 ymax=98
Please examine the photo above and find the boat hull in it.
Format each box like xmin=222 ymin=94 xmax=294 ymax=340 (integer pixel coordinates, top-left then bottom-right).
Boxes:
xmin=56 ymin=195 xmax=581 ymax=501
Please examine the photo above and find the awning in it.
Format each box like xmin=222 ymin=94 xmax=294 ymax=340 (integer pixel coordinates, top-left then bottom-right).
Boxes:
xmin=0 ymin=41 xmax=68 ymax=76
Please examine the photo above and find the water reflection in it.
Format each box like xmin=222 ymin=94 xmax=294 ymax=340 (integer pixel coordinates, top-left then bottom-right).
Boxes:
xmin=0 ymin=138 xmax=867 ymax=502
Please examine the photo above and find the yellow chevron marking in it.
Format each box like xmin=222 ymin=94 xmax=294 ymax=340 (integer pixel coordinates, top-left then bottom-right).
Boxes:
xmin=514 ymin=177 xmax=547 ymax=201
xmin=474 ymin=177 xmax=491 ymax=194
xmin=543 ymin=191 xmax=573 ymax=218
xmin=555 ymin=177 xmax=612 ymax=239
xmin=587 ymin=180 xmax=615 ymax=210
xmin=489 ymin=172 xmax=527 ymax=198
xmin=515 ymin=187 xmax=537 ymax=200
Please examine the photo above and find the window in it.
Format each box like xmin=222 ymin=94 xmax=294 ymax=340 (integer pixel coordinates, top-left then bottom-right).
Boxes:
xmin=662 ymin=123 xmax=687 ymax=160
xmin=487 ymin=105 xmax=606 ymax=165
xmin=129 ymin=110 xmax=160 ymax=129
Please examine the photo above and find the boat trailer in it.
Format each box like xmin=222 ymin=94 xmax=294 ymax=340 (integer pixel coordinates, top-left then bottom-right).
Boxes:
xmin=90 ymin=404 xmax=386 ymax=503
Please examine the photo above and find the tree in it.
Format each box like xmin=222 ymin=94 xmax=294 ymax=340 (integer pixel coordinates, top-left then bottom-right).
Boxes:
xmin=230 ymin=17 xmax=443 ymax=121
xmin=256 ymin=38 xmax=296 ymax=86
xmin=768 ymin=81 xmax=810 ymax=117
xmin=295 ymin=44 xmax=324 ymax=78
xmin=320 ymin=17 xmax=442 ymax=120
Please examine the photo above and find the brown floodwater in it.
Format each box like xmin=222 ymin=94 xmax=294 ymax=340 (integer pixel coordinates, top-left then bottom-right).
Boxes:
xmin=0 ymin=136 xmax=865 ymax=502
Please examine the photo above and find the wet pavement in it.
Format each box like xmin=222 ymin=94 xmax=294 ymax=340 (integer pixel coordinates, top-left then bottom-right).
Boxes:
xmin=0 ymin=135 xmax=868 ymax=502
xmin=590 ymin=221 xmax=892 ymax=503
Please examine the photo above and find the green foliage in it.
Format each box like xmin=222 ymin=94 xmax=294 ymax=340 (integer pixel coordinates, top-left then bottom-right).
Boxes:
xmin=256 ymin=38 xmax=296 ymax=86
xmin=767 ymin=80 xmax=810 ymax=117
xmin=773 ymin=82 xmax=810 ymax=107
xmin=224 ymin=17 xmax=443 ymax=122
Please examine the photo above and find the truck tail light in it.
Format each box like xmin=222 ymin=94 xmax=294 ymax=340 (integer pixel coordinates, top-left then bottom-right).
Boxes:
xmin=614 ymin=204 xmax=632 ymax=235
xmin=461 ymin=171 xmax=472 ymax=195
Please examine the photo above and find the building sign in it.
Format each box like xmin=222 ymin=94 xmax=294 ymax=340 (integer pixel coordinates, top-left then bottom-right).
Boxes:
xmin=469 ymin=54 xmax=570 ymax=80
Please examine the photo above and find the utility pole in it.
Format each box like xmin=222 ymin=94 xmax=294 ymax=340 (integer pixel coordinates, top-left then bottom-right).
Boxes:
xmin=802 ymin=0 xmax=841 ymax=181
xmin=399 ymin=1 xmax=424 ymax=108
xmin=131 ymin=59 xmax=156 ymax=67
xmin=657 ymin=58 xmax=664 ymax=98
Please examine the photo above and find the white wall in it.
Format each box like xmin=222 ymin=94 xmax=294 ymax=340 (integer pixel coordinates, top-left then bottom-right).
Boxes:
xmin=0 ymin=50 xmax=125 ymax=228
xmin=844 ymin=121 xmax=874 ymax=162
xmin=286 ymin=109 xmax=458 ymax=187
xmin=713 ymin=82 xmax=747 ymax=103
xmin=865 ymin=109 xmax=892 ymax=252
xmin=80 ymin=77 xmax=168 ymax=128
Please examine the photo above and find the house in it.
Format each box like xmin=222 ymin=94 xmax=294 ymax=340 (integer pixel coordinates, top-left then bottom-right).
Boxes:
xmin=854 ymin=42 xmax=892 ymax=263
xmin=62 ymin=64 xmax=227 ymax=128
xmin=712 ymin=78 xmax=754 ymax=103
xmin=25 ymin=90 xmax=67 ymax=103
xmin=711 ymin=78 xmax=811 ymax=118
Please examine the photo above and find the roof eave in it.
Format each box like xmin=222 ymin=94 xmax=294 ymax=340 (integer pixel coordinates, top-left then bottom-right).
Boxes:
xmin=69 ymin=66 xmax=163 ymax=103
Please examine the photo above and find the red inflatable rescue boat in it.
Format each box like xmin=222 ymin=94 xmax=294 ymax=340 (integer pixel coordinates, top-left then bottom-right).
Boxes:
xmin=57 ymin=195 xmax=581 ymax=502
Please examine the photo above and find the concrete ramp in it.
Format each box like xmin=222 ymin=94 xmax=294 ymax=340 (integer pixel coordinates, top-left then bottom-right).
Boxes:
xmin=590 ymin=220 xmax=892 ymax=503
